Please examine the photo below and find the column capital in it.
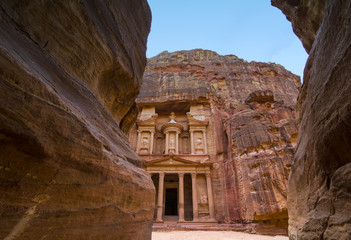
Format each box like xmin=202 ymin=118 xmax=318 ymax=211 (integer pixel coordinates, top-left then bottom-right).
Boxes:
xmin=191 ymin=172 xmax=197 ymax=178
xmin=159 ymin=172 xmax=165 ymax=177
xmin=178 ymin=172 xmax=184 ymax=178
xmin=205 ymin=172 xmax=211 ymax=178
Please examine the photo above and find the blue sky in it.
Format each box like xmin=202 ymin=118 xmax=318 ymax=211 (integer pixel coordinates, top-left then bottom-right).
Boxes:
xmin=146 ymin=0 xmax=308 ymax=78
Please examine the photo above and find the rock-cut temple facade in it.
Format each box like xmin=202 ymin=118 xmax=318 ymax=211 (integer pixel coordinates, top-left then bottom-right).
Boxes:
xmin=129 ymin=106 xmax=217 ymax=223
xmin=128 ymin=49 xmax=301 ymax=233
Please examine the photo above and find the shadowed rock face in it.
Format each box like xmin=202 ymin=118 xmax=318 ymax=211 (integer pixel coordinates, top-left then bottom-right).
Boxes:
xmin=272 ymin=0 xmax=351 ymax=239
xmin=271 ymin=0 xmax=325 ymax=53
xmin=139 ymin=49 xmax=301 ymax=234
xmin=0 ymin=0 xmax=155 ymax=239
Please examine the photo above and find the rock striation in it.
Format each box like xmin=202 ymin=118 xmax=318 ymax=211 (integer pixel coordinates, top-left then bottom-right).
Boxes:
xmin=137 ymin=49 xmax=301 ymax=234
xmin=273 ymin=0 xmax=351 ymax=239
xmin=0 ymin=0 xmax=154 ymax=239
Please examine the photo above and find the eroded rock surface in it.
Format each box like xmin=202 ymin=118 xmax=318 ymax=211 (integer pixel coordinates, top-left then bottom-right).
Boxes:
xmin=271 ymin=0 xmax=325 ymax=53
xmin=138 ymin=49 xmax=301 ymax=234
xmin=273 ymin=0 xmax=351 ymax=239
xmin=0 ymin=0 xmax=154 ymax=239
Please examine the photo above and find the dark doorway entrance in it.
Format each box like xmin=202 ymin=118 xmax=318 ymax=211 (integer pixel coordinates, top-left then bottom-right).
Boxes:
xmin=165 ymin=188 xmax=178 ymax=215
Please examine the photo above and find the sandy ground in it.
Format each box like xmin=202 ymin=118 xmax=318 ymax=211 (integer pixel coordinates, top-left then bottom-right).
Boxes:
xmin=152 ymin=231 xmax=288 ymax=240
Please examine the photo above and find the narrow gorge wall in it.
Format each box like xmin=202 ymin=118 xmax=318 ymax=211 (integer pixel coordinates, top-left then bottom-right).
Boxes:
xmin=137 ymin=49 xmax=301 ymax=233
xmin=272 ymin=0 xmax=351 ymax=239
xmin=0 ymin=0 xmax=154 ymax=239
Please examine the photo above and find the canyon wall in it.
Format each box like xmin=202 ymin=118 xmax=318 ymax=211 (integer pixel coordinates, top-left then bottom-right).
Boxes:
xmin=138 ymin=49 xmax=301 ymax=233
xmin=272 ymin=0 xmax=351 ymax=239
xmin=0 ymin=0 xmax=154 ymax=239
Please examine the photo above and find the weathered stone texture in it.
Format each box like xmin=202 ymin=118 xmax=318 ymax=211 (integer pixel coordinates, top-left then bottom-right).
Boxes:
xmin=0 ymin=0 xmax=154 ymax=239
xmin=273 ymin=0 xmax=351 ymax=239
xmin=139 ymin=49 xmax=301 ymax=234
xmin=271 ymin=0 xmax=325 ymax=53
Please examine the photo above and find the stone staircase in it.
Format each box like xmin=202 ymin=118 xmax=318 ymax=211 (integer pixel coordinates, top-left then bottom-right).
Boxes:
xmin=153 ymin=222 xmax=255 ymax=232
xmin=152 ymin=222 xmax=288 ymax=236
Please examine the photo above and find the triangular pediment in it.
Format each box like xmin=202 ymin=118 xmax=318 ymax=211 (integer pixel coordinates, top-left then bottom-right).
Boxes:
xmin=144 ymin=156 xmax=200 ymax=166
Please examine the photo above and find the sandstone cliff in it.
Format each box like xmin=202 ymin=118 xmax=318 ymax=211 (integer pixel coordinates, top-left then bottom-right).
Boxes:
xmin=272 ymin=0 xmax=351 ymax=239
xmin=271 ymin=0 xmax=325 ymax=54
xmin=0 ymin=0 xmax=154 ymax=239
xmin=139 ymin=49 xmax=301 ymax=234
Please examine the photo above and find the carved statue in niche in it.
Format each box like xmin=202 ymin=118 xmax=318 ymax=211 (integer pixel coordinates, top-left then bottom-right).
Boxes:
xmin=169 ymin=112 xmax=176 ymax=123
xmin=156 ymin=137 xmax=163 ymax=154
xmin=196 ymin=137 xmax=203 ymax=147
xmin=182 ymin=137 xmax=189 ymax=154
xmin=195 ymin=137 xmax=204 ymax=154
xmin=200 ymin=195 xmax=208 ymax=205
xmin=140 ymin=136 xmax=149 ymax=154
xmin=169 ymin=135 xmax=175 ymax=154
xmin=169 ymin=138 xmax=175 ymax=148
xmin=142 ymin=137 xmax=149 ymax=146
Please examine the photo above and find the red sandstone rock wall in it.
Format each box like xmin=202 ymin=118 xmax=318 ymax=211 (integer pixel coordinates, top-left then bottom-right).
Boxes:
xmin=271 ymin=0 xmax=325 ymax=54
xmin=0 ymin=0 xmax=154 ymax=239
xmin=273 ymin=0 xmax=351 ymax=239
xmin=139 ymin=49 xmax=301 ymax=232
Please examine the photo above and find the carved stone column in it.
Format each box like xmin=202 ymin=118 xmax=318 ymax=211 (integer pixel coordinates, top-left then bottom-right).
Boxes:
xmin=156 ymin=172 xmax=165 ymax=222
xmin=206 ymin=172 xmax=215 ymax=221
xmin=178 ymin=173 xmax=185 ymax=222
xmin=165 ymin=132 xmax=169 ymax=155
xmin=150 ymin=130 xmax=155 ymax=154
xmin=191 ymin=172 xmax=199 ymax=221
xmin=175 ymin=132 xmax=179 ymax=154
xmin=203 ymin=130 xmax=208 ymax=154
xmin=136 ymin=130 xmax=141 ymax=153
xmin=190 ymin=130 xmax=195 ymax=155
